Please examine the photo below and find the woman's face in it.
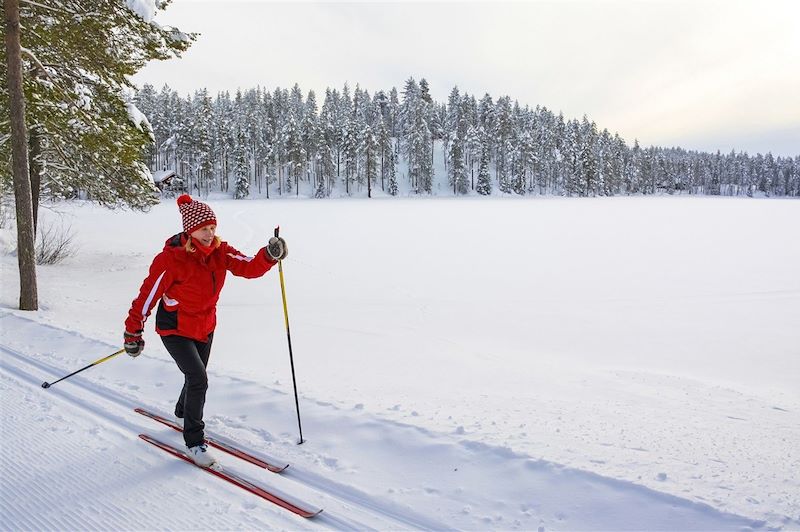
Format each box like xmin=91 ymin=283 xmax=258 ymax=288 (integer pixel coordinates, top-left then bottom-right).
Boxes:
xmin=190 ymin=224 xmax=216 ymax=247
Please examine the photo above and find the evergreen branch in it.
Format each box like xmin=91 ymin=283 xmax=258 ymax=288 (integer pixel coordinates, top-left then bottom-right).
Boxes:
xmin=19 ymin=46 xmax=50 ymax=80
xmin=20 ymin=0 xmax=101 ymax=18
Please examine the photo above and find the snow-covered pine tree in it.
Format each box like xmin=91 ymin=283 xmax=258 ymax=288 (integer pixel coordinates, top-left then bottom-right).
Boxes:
xmin=213 ymin=92 xmax=235 ymax=193
xmin=315 ymin=143 xmax=334 ymax=198
xmin=476 ymin=141 xmax=492 ymax=196
xmin=290 ymin=83 xmax=305 ymax=124
xmin=194 ymin=89 xmax=215 ymax=194
xmin=284 ymin=114 xmax=304 ymax=196
xmin=0 ymin=0 xmax=194 ymax=211
xmin=135 ymin=84 xmax=159 ymax=170
xmin=270 ymin=88 xmax=288 ymax=195
xmin=465 ymin=125 xmax=483 ymax=191
xmin=361 ymin=125 xmax=379 ymax=197
xmin=579 ymin=117 xmax=599 ymax=196
xmin=387 ymin=149 xmax=399 ymax=196
xmin=319 ymin=88 xmax=337 ymax=193
xmin=443 ymin=87 xmax=461 ymax=171
xmin=431 ymin=103 xmax=448 ymax=172
xmin=303 ymin=90 xmax=320 ymax=193
xmin=341 ymin=118 xmax=359 ymax=195
xmin=254 ymin=89 xmax=273 ymax=195
xmin=377 ymin=117 xmax=392 ymax=192
xmin=449 ymin=134 xmax=468 ymax=195
xmin=400 ymin=78 xmax=433 ymax=193
xmin=233 ymin=130 xmax=250 ymax=199
xmin=493 ymin=96 xmax=513 ymax=193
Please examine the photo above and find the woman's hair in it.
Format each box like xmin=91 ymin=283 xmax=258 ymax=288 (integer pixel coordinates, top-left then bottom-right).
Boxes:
xmin=185 ymin=235 xmax=222 ymax=253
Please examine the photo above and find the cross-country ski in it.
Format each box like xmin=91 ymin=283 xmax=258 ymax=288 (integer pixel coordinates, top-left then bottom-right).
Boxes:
xmin=138 ymin=434 xmax=321 ymax=519
xmin=135 ymin=407 xmax=289 ymax=472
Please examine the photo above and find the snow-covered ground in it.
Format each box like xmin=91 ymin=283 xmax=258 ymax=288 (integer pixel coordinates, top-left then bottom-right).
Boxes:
xmin=1 ymin=195 xmax=798 ymax=530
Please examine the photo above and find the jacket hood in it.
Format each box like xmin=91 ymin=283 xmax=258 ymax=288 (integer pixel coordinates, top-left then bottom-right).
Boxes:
xmin=164 ymin=233 xmax=187 ymax=251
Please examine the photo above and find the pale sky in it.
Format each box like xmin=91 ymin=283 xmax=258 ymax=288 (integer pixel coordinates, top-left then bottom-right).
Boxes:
xmin=133 ymin=0 xmax=800 ymax=157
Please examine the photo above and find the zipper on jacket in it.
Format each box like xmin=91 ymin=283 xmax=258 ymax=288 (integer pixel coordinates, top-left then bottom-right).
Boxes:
xmin=211 ymin=271 xmax=217 ymax=294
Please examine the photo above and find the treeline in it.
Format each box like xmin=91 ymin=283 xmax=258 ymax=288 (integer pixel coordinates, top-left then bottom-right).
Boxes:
xmin=135 ymin=78 xmax=800 ymax=199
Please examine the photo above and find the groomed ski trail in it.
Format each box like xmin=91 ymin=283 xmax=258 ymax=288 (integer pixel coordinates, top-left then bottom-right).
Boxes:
xmin=1 ymin=310 xmax=779 ymax=530
xmin=0 ymin=341 xmax=447 ymax=530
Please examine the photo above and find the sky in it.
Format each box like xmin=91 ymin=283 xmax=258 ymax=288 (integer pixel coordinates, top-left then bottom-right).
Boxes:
xmin=132 ymin=0 xmax=800 ymax=157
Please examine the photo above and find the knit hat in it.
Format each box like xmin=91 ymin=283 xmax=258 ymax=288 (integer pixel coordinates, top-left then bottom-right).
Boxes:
xmin=177 ymin=194 xmax=217 ymax=234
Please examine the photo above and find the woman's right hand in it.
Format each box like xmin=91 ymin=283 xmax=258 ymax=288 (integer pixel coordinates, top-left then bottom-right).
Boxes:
xmin=124 ymin=330 xmax=145 ymax=357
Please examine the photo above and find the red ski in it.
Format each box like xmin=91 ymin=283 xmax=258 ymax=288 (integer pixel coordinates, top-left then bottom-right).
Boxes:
xmin=139 ymin=434 xmax=321 ymax=518
xmin=135 ymin=407 xmax=288 ymax=473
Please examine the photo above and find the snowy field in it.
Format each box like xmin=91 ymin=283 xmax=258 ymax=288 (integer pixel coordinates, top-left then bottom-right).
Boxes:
xmin=1 ymin=195 xmax=799 ymax=530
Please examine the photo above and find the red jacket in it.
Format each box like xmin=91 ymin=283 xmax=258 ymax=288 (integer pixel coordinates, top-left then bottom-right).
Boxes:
xmin=125 ymin=233 xmax=277 ymax=342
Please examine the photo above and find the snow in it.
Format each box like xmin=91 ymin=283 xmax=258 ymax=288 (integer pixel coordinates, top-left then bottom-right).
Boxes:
xmin=125 ymin=0 xmax=157 ymax=23
xmin=126 ymin=101 xmax=154 ymax=139
xmin=152 ymin=169 xmax=176 ymax=184
xmin=1 ymin=196 xmax=799 ymax=530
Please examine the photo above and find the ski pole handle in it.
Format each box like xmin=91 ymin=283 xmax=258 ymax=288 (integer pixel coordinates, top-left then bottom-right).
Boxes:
xmin=41 ymin=348 xmax=125 ymax=389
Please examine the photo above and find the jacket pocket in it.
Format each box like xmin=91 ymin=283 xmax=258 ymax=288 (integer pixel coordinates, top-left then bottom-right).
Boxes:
xmin=156 ymin=301 xmax=178 ymax=331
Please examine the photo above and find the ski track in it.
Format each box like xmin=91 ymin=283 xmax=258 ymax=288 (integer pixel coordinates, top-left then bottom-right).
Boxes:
xmin=0 ymin=364 xmax=292 ymax=531
xmin=1 ymin=309 xmax=792 ymax=530
xmin=0 ymin=339 xmax=448 ymax=530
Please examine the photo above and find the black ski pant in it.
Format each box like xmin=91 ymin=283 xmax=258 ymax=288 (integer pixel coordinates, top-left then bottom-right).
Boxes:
xmin=161 ymin=333 xmax=214 ymax=448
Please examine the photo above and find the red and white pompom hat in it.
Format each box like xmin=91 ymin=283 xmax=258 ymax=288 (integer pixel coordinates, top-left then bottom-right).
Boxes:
xmin=177 ymin=194 xmax=217 ymax=234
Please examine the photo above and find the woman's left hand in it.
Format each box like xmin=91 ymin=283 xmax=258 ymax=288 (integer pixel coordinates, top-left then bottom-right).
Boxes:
xmin=267 ymin=236 xmax=288 ymax=261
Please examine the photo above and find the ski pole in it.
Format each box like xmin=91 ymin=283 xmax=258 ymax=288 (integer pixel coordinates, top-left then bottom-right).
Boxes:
xmin=41 ymin=348 xmax=125 ymax=389
xmin=275 ymin=226 xmax=304 ymax=444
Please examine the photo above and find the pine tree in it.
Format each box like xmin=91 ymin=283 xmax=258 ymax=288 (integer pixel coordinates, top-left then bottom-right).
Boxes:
xmin=194 ymin=89 xmax=214 ymax=194
xmin=400 ymin=78 xmax=433 ymax=193
xmin=361 ymin=125 xmax=379 ymax=197
xmin=449 ymin=133 xmax=468 ymax=195
xmin=302 ymin=90 xmax=320 ymax=191
xmin=579 ymin=118 xmax=599 ymax=196
xmin=377 ymin=117 xmax=392 ymax=192
xmin=233 ymin=130 xmax=250 ymax=199
xmin=494 ymin=96 xmax=513 ymax=193
xmin=3 ymin=0 xmax=37 ymax=310
xmin=476 ymin=143 xmax=492 ymax=196
xmin=341 ymin=118 xmax=358 ymax=194
xmin=0 ymin=0 xmax=194 ymax=210
xmin=465 ymin=125 xmax=482 ymax=190
xmin=284 ymin=114 xmax=304 ymax=195
xmin=387 ymin=150 xmax=399 ymax=196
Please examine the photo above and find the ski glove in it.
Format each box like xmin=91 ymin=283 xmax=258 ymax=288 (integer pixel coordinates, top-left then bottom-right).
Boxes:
xmin=124 ymin=330 xmax=145 ymax=357
xmin=266 ymin=236 xmax=288 ymax=261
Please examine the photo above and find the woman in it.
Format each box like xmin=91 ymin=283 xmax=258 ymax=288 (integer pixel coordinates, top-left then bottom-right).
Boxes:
xmin=124 ymin=194 xmax=287 ymax=467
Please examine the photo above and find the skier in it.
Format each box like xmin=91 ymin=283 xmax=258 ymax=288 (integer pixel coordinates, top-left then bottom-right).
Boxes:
xmin=123 ymin=194 xmax=288 ymax=467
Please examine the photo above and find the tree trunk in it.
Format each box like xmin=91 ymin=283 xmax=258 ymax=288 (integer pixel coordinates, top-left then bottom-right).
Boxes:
xmin=4 ymin=0 xmax=38 ymax=310
xmin=29 ymin=124 xmax=43 ymax=234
